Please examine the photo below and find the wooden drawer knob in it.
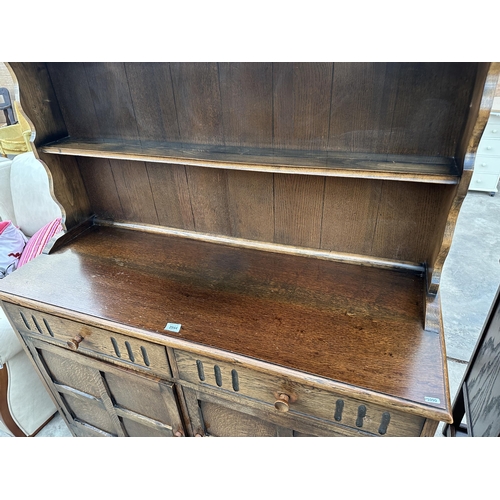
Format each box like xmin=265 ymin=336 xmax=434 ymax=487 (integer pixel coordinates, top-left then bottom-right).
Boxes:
xmin=67 ymin=334 xmax=84 ymax=350
xmin=274 ymin=393 xmax=290 ymax=413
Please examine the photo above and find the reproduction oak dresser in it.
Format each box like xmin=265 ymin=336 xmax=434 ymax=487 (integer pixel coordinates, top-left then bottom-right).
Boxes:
xmin=0 ymin=62 xmax=498 ymax=437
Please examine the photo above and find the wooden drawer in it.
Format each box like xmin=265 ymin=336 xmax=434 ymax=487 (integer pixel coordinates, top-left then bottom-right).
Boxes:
xmin=174 ymin=350 xmax=425 ymax=437
xmin=2 ymin=302 xmax=172 ymax=378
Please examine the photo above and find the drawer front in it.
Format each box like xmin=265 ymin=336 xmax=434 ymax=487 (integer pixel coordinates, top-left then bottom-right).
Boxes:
xmin=469 ymin=172 xmax=500 ymax=192
xmin=2 ymin=302 xmax=172 ymax=378
xmin=474 ymin=155 xmax=500 ymax=175
xmin=174 ymin=350 xmax=425 ymax=437
xmin=477 ymin=139 xmax=500 ymax=157
xmin=482 ymin=118 xmax=500 ymax=140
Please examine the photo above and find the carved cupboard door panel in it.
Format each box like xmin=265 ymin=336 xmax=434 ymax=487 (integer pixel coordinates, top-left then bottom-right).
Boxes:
xmin=25 ymin=337 xmax=184 ymax=437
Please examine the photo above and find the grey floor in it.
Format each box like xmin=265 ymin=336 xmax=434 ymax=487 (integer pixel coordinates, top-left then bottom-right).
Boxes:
xmin=1 ymin=188 xmax=499 ymax=438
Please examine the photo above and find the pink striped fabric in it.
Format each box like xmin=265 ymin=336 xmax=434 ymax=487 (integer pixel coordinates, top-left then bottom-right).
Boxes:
xmin=18 ymin=218 xmax=63 ymax=268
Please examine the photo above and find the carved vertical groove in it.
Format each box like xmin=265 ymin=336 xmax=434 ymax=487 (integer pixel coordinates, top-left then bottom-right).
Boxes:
xmin=334 ymin=399 xmax=344 ymax=421
xmin=214 ymin=365 xmax=222 ymax=387
xmin=231 ymin=369 xmax=239 ymax=391
xmin=19 ymin=311 xmax=31 ymax=330
xmin=110 ymin=337 xmax=121 ymax=357
xmin=196 ymin=360 xmax=205 ymax=381
xmin=378 ymin=412 xmax=391 ymax=435
xmin=356 ymin=405 xmax=366 ymax=427
xmin=31 ymin=315 xmax=43 ymax=334
xmin=125 ymin=341 xmax=134 ymax=362
xmin=140 ymin=346 xmax=150 ymax=366
xmin=43 ymin=319 xmax=55 ymax=337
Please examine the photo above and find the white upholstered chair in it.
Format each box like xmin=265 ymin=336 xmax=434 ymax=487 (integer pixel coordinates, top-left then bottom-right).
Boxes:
xmin=0 ymin=152 xmax=62 ymax=436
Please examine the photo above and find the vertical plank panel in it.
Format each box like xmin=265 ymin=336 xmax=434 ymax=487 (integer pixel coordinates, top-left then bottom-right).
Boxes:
xmin=146 ymin=163 xmax=195 ymax=230
xmin=170 ymin=63 xmax=224 ymax=145
xmin=388 ymin=63 xmax=478 ymax=156
xmin=371 ymin=181 xmax=451 ymax=262
xmin=321 ymin=178 xmax=382 ymax=255
xmin=328 ymin=63 xmax=399 ymax=154
xmin=226 ymin=170 xmax=274 ymax=241
xmin=273 ymin=174 xmax=325 ymax=248
xmin=124 ymin=63 xmax=180 ymax=143
xmin=110 ymin=160 xmax=159 ymax=224
xmin=83 ymin=63 xmax=140 ymax=141
xmin=218 ymin=63 xmax=273 ymax=148
xmin=434 ymin=63 xmax=478 ymax=158
xmin=46 ymin=63 xmax=100 ymax=139
xmin=77 ymin=157 xmax=124 ymax=220
xmin=186 ymin=166 xmax=232 ymax=234
xmin=273 ymin=63 xmax=333 ymax=150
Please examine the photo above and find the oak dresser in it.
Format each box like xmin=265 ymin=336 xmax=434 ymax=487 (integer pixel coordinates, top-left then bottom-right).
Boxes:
xmin=1 ymin=62 xmax=498 ymax=437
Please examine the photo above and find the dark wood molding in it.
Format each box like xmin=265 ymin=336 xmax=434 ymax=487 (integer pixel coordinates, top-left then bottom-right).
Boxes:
xmin=0 ymin=364 xmax=26 ymax=437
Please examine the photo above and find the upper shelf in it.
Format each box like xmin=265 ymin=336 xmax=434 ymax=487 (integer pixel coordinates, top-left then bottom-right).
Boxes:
xmin=40 ymin=137 xmax=461 ymax=184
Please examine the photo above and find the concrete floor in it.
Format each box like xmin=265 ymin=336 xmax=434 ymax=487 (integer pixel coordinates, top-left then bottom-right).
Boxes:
xmin=437 ymin=188 xmax=500 ymax=436
xmin=1 ymin=187 xmax=499 ymax=438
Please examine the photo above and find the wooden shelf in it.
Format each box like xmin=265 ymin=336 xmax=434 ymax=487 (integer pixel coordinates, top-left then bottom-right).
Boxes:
xmin=0 ymin=224 xmax=450 ymax=417
xmin=40 ymin=137 xmax=461 ymax=184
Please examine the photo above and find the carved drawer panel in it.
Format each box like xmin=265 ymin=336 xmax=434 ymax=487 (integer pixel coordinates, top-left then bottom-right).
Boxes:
xmin=174 ymin=350 xmax=425 ymax=437
xmin=2 ymin=302 xmax=172 ymax=378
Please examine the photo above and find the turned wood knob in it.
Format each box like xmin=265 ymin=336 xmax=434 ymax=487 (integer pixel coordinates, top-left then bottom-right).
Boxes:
xmin=67 ymin=334 xmax=84 ymax=350
xmin=274 ymin=393 xmax=290 ymax=413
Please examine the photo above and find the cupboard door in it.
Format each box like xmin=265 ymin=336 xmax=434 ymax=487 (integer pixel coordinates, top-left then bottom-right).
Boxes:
xmin=183 ymin=387 xmax=292 ymax=437
xmin=25 ymin=337 xmax=184 ymax=437
xmin=182 ymin=387 xmax=359 ymax=437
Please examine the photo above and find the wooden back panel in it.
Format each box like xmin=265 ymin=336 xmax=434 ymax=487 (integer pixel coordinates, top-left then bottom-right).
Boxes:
xmin=7 ymin=62 xmax=495 ymax=269
xmin=41 ymin=62 xmax=477 ymax=157
xmin=77 ymin=156 xmax=456 ymax=264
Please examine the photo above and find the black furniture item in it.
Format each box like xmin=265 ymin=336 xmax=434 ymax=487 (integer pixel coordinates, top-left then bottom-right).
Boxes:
xmin=444 ymin=285 xmax=500 ymax=437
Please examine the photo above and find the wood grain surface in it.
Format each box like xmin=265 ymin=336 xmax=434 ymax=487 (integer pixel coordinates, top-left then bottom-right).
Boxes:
xmin=40 ymin=137 xmax=460 ymax=183
xmin=70 ymin=157 xmax=458 ymax=266
xmin=35 ymin=62 xmax=478 ymax=158
xmin=0 ymin=225 xmax=449 ymax=412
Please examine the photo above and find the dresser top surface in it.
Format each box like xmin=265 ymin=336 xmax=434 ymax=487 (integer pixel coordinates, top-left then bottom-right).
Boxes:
xmin=0 ymin=225 xmax=449 ymax=414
